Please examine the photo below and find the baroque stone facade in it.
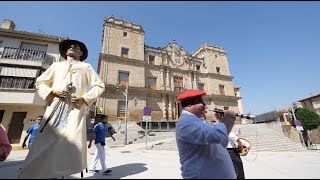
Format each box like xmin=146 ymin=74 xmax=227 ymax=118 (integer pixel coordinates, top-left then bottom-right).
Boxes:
xmin=96 ymin=17 xmax=242 ymax=122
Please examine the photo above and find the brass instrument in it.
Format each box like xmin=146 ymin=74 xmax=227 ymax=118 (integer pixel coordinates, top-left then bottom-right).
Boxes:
xmin=238 ymin=138 xmax=251 ymax=156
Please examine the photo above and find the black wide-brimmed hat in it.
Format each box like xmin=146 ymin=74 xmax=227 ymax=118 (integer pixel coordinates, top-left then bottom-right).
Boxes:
xmin=59 ymin=39 xmax=88 ymax=61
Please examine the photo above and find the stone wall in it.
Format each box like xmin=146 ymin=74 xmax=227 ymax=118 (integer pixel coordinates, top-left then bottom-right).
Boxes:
xmin=281 ymin=125 xmax=301 ymax=143
xmin=101 ymin=59 xmax=145 ymax=87
xmin=97 ymin=17 xmax=241 ymax=122
xmin=309 ymin=128 xmax=320 ymax=143
xmin=102 ymin=20 xmax=144 ymax=61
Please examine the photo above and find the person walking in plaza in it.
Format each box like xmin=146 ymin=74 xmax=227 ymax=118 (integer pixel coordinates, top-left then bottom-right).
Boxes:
xmin=22 ymin=115 xmax=43 ymax=149
xmin=227 ymin=129 xmax=246 ymax=179
xmin=0 ymin=123 xmax=12 ymax=162
xmin=88 ymin=114 xmax=114 ymax=175
xmin=17 ymin=39 xmax=105 ymax=179
xmin=175 ymin=89 xmax=237 ymax=179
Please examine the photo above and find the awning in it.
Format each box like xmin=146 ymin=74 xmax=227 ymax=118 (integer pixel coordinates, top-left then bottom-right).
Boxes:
xmin=0 ymin=67 xmax=37 ymax=77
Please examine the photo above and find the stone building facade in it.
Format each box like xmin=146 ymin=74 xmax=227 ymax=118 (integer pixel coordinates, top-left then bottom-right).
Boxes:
xmin=96 ymin=17 xmax=242 ymax=122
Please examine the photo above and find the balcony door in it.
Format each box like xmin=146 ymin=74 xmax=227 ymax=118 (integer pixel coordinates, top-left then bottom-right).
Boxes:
xmin=174 ymin=76 xmax=183 ymax=93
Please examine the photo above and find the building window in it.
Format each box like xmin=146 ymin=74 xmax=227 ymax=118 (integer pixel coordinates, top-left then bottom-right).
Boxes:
xmin=219 ymin=85 xmax=225 ymax=96
xmin=117 ymin=101 xmax=126 ymax=117
xmin=148 ymin=77 xmax=157 ymax=90
xmin=0 ymin=76 xmax=35 ymax=89
xmin=224 ymin=106 xmax=229 ymax=110
xmin=121 ymin=48 xmax=129 ymax=58
xmin=174 ymin=76 xmax=183 ymax=93
xmin=119 ymin=72 xmax=129 ymax=86
xmin=123 ymin=31 xmax=128 ymax=37
xmin=149 ymin=55 xmax=155 ymax=65
xmin=198 ymin=83 xmax=204 ymax=90
xmin=196 ymin=65 xmax=201 ymax=73
xmin=216 ymin=67 xmax=220 ymax=74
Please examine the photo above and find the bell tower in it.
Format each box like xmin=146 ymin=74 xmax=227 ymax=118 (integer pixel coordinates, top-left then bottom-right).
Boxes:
xmin=101 ymin=17 xmax=145 ymax=61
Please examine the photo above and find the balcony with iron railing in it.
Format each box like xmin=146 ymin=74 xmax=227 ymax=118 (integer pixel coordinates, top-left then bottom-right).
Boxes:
xmin=0 ymin=76 xmax=35 ymax=89
xmin=0 ymin=75 xmax=47 ymax=105
xmin=0 ymin=47 xmax=55 ymax=66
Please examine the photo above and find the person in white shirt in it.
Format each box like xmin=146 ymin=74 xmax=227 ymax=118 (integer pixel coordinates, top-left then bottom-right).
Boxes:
xmin=227 ymin=130 xmax=245 ymax=179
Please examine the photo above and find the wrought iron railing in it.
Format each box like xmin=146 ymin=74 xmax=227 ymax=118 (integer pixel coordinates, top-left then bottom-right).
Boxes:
xmin=0 ymin=76 xmax=35 ymax=89
xmin=0 ymin=47 xmax=55 ymax=65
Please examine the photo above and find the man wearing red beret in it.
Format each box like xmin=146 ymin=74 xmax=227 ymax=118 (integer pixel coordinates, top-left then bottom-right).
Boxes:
xmin=176 ymin=89 xmax=237 ymax=179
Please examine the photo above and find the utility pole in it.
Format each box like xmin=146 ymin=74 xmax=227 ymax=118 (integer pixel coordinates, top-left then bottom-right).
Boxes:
xmin=291 ymin=102 xmax=306 ymax=148
xmin=117 ymin=83 xmax=128 ymax=145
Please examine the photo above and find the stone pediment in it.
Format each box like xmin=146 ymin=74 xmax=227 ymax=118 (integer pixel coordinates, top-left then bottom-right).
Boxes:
xmin=164 ymin=40 xmax=189 ymax=68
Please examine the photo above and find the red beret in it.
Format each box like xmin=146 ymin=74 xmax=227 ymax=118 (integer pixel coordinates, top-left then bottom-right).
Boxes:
xmin=177 ymin=89 xmax=206 ymax=101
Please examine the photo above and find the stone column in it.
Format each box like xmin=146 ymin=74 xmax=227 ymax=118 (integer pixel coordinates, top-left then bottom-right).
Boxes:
xmin=166 ymin=68 xmax=170 ymax=90
xmin=193 ymin=73 xmax=197 ymax=90
xmin=162 ymin=94 xmax=167 ymax=120
xmin=189 ymin=71 xmax=192 ymax=89
xmin=160 ymin=68 xmax=165 ymax=90
xmin=171 ymin=76 xmax=175 ymax=92
xmin=172 ymin=97 xmax=175 ymax=120
xmin=168 ymin=95 xmax=172 ymax=120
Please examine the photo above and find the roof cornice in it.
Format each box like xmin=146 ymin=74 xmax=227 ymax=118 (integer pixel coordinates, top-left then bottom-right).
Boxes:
xmin=0 ymin=28 xmax=67 ymax=43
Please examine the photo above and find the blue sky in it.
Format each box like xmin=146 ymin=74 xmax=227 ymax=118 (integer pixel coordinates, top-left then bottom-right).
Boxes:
xmin=1 ymin=1 xmax=320 ymax=115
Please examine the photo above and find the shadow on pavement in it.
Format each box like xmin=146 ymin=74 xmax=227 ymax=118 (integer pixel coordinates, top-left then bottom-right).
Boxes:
xmin=0 ymin=160 xmax=25 ymax=179
xmin=84 ymin=163 xmax=148 ymax=179
xmin=0 ymin=160 xmax=24 ymax=169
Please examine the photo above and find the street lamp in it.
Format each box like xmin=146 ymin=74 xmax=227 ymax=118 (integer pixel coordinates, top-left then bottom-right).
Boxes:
xmin=117 ymin=83 xmax=128 ymax=145
xmin=291 ymin=102 xmax=306 ymax=148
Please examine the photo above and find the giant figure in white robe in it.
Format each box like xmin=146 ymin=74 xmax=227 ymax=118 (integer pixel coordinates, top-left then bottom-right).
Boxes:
xmin=18 ymin=40 xmax=105 ymax=178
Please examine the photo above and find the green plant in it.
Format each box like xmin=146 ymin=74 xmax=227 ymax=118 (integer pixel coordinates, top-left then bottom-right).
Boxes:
xmin=294 ymin=108 xmax=320 ymax=131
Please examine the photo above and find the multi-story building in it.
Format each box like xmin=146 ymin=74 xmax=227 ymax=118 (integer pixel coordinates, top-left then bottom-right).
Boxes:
xmin=298 ymin=94 xmax=320 ymax=115
xmin=0 ymin=19 xmax=66 ymax=144
xmin=96 ymin=17 xmax=242 ymax=122
xmin=298 ymin=94 xmax=320 ymax=143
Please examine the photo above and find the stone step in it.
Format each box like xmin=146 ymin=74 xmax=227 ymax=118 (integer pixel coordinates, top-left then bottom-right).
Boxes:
xmin=107 ymin=122 xmax=306 ymax=152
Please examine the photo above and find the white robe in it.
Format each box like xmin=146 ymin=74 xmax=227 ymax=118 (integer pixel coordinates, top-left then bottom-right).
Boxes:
xmin=18 ymin=60 xmax=105 ymax=178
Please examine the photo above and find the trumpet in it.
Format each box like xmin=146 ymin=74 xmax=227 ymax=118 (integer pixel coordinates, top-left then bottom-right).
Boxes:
xmin=207 ymin=108 xmax=255 ymax=120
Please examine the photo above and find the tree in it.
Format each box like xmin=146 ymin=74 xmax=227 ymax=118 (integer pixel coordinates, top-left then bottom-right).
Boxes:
xmin=294 ymin=108 xmax=320 ymax=131
xmin=294 ymin=108 xmax=320 ymax=148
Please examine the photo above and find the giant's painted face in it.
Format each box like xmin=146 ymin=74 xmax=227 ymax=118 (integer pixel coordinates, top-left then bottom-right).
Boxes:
xmin=66 ymin=43 xmax=83 ymax=59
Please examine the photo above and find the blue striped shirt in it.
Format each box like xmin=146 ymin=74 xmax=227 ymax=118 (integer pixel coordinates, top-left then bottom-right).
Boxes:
xmin=176 ymin=110 xmax=236 ymax=179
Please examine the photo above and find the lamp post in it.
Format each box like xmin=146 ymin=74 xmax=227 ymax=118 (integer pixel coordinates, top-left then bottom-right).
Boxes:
xmin=291 ymin=102 xmax=306 ymax=148
xmin=117 ymin=83 xmax=128 ymax=145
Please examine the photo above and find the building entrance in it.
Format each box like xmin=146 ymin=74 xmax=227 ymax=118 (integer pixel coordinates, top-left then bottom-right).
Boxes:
xmin=8 ymin=112 xmax=26 ymax=144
